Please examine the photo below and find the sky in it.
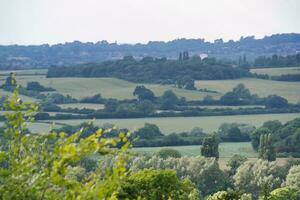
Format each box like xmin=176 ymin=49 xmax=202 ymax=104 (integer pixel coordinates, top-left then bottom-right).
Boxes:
xmin=0 ymin=0 xmax=300 ymax=45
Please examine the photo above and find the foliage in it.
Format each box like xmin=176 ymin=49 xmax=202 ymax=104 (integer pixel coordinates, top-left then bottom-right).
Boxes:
xmin=47 ymin=56 xmax=251 ymax=84
xmin=267 ymin=187 xmax=300 ymax=200
xmin=218 ymin=123 xmax=254 ymax=142
xmin=207 ymin=190 xmax=252 ymax=200
xmin=233 ymin=159 xmax=285 ymax=197
xmin=134 ymin=123 xmax=163 ymax=139
xmin=226 ymin=154 xmax=248 ymax=176
xmin=285 ymin=165 xmax=300 ymax=190
xmin=251 ymin=127 xmax=271 ymax=151
xmin=80 ymin=93 xmax=104 ymax=103
xmin=133 ymin=85 xmax=155 ymax=101
xmin=258 ymin=134 xmax=276 ymax=161
xmin=264 ymin=95 xmax=288 ymax=109
xmin=0 ymin=88 xmax=130 ymax=200
xmin=156 ymin=148 xmax=182 ymax=159
xmin=201 ymin=133 xmax=219 ymax=158
xmin=118 ymin=169 xmax=200 ymax=200
xmin=26 ymin=81 xmax=55 ymax=92
xmin=129 ymin=156 xmax=229 ymax=196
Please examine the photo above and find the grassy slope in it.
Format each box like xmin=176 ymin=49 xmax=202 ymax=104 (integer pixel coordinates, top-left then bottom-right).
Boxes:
xmin=2 ymin=75 xmax=213 ymax=101
xmin=195 ymin=78 xmax=300 ymax=103
xmin=251 ymin=66 xmax=300 ymax=76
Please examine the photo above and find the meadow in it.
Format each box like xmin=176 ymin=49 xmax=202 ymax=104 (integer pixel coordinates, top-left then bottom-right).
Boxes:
xmin=1 ymin=70 xmax=299 ymax=103
xmin=251 ymin=66 xmax=300 ymax=76
xmin=40 ymin=112 xmax=300 ymax=134
xmin=195 ymin=78 xmax=300 ymax=103
xmin=133 ymin=142 xmax=256 ymax=157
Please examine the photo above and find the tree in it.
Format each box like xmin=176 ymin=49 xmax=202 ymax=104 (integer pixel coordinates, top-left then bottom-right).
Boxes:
xmin=134 ymin=123 xmax=163 ymax=139
xmin=220 ymin=92 xmax=240 ymax=105
xmin=268 ymin=187 xmax=300 ymax=200
xmin=201 ymin=133 xmax=219 ymax=158
xmin=233 ymin=159 xmax=284 ymax=197
xmin=130 ymin=156 xmax=229 ymax=196
xmin=0 ymin=88 xmax=130 ymax=199
xmin=232 ymin=83 xmax=251 ymax=99
xmin=258 ymin=133 xmax=276 ymax=161
xmin=156 ymin=148 xmax=182 ymax=159
xmin=262 ymin=120 xmax=282 ymax=133
xmin=2 ymin=73 xmax=17 ymax=88
xmin=119 ymin=169 xmax=200 ymax=200
xmin=136 ymin=100 xmax=155 ymax=115
xmin=285 ymin=165 xmax=300 ymax=190
xmin=160 ymin=90 xmax=179 ymax=109
xmin=176 ymin=76 xmax=196 ymax=90
xmin=133 ymin=85 xmax=155 ymax=101
xmin=265 ymin=95 xmax=288 ymax=108
xmin=251 ymin=127 xmax=271 ymax=151
xmin=226 ymin=154 xmax=248 ymax=176
xmin=207 ymin=190 xmax=252 ymax=200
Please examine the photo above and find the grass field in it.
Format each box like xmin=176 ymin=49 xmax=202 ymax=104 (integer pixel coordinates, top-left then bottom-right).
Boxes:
xmin=41 ymin=113 xmax=300 ymax=134
xmin=251 ymin=67 xmax=300 ymax=76
xmin=195 ymin=78 xmax=300 ymax=103
xmin=1 ymin=72 xmax=299 ymax=103
xmin=0 ymin=75 xmax=213 ymax=101
xmin=57 ymin=103 xmax=105 ymax=110
xmin=133 ymin=142 xmax=257 ymax=157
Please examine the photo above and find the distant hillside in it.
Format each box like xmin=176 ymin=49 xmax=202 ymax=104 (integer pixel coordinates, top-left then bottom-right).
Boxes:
xmin=1 ymin=33 xmax=300 ymax=69
xmin=47 ymin=56 xmax=251 ymax=83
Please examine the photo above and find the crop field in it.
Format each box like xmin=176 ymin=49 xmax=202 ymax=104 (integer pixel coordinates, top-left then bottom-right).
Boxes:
xmin=195 ymin=78 xmax=300 ymax=103
xmin=57 ymin=103 xmax=105 ymax=110
xmin=41 ymin=113 xmax=300 ymax=134
xmin=251 ymin=66 xmax=300 ymax=76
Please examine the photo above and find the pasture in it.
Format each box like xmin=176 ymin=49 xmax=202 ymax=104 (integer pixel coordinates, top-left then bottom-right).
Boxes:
xmin=251 ymin=66 xmax=300 ymax=76
xmin=195 ymin=78 xmax=300 ymax=103
xmin=133 ymin=142 xmax=257 ymax=158
xmin=41 ymin=112 xmax=300 ymax=134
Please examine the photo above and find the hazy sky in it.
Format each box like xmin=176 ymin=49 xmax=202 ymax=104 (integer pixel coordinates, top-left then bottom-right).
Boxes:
xmin=1 ymin=0 xmax=300 ymax=45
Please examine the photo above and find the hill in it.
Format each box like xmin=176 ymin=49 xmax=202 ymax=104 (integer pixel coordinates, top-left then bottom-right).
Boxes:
xmin=1 ymin=33 xmax=300 ymax=69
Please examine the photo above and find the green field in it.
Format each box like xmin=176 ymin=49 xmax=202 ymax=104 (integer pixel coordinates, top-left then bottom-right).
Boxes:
xmin=133 ymin=142 xmax=257 ymax=157
xmin=1 ymin=72 xmax=299 ymax=103
xmin=251 ymin=67 xmax=300 ymax=76
xmin=40 ymin=113 xmax=300 ymax=134
xmin=195 ymin=78 xmax=300 ymax=103
xmin=57 ymin=103 xmax=105 ymax=110
xmin=0 ymin=75 xmax=212 ymax=101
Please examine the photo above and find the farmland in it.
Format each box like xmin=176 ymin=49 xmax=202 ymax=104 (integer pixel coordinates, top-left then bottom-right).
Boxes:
xmin=133 ymin=142 xmax=257 ymax=157
xmin=195 ymin=78 xmax=300 ymax=103
xmin=40 ymin=112 xmax=300 ymax=134
xmin=251 ymin=66 xmax=300 ymax=76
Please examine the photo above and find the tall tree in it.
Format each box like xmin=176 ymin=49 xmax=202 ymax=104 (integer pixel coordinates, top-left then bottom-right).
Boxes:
xmin=258 ymin=134 xmax=276 ymax=161
xmin=201 ymin=133 xmax=219 ymax=159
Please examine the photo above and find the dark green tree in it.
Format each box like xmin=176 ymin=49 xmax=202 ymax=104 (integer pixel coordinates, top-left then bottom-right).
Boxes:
xmin=201 ymin=133 xmax=219 ymax=158
xmin=133 ymin=85 xmax=155 ymax=101
xmin=258 ymin=134 xmax=276 ymax=161
xmin=265 ymin=95 xmax=288 ymax=108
